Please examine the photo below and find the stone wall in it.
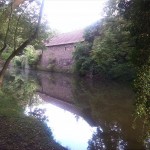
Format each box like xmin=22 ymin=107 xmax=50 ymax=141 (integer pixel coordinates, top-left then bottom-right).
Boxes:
xmin=38 ymin=43 xmax=76 ymax=73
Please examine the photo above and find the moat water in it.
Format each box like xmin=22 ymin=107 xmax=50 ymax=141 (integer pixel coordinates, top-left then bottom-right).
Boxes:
xmin=5 ymin=69 xmax=150 ymax=150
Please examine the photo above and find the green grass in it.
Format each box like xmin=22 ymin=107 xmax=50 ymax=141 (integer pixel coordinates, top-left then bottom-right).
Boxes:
xmin=0 ymin=90 xmax=22 ymax=117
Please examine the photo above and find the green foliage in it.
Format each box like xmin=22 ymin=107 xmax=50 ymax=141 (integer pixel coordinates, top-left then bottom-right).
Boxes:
xmin=3 ymin=74 xmax=38 ymax=108
xmin=133 ymin=66 xmax=150 ymax=141
xmin=119 ymin=0 xmax=150 ymax=67
xmin=1 ymin=51 xmax=11 ymax=61
xmin=24 ymin=45 xmax=40 ymax=66
xmin=0 ymin=0 xmax=52 ymax=65
xmin=92 ymin=17 xmax=135 ymax=79
xmin=0 ymin=90 xmax=22 ymax=116
xmin=0 ymin=48 xmax=14 ymax=61
xmin=73 ymin=1 xmax=135 ymax=80
xmin=73 ymin=42 xmax=94 ymax=76
xmin=134 ymin=66 xmax=150 ymax=117
xmin=0 ymin=72 xmax=38 ymax=116
xmin=13 ymin=45 xmax=40 ymax=68
xmin=84 ymin=21 xmax=101 ymax=43
xmin=13 ymin=56 xmax=22 ymax=67
xmin=118 ymin=0 xmax=150 ymax=142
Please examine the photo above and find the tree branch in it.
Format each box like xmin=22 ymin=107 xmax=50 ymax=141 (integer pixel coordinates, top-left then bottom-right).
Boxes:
xmin=0 ymin=0 xmax=45 ymax=84
xmin=14 ymin=1 xmax=31 ymax=51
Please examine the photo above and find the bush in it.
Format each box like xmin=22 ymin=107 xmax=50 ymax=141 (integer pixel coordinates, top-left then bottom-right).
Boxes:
xmin=13 ymin=56 xmax=22 ymax=67
xmin=73 ymin=42 xmax=94 ymax=76
xmin=13 ymin=45 xmax=40 ymax=68
xmin=24 ymin=45 xmax=39 ymax=66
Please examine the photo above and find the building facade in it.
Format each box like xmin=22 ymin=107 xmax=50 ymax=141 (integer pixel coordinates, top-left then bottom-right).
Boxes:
xmin=38 ymin=30 xmax=84 ymax=73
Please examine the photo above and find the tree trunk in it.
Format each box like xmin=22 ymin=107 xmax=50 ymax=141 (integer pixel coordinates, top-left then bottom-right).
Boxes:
xmin=0 ymin=43 xmax=7 ymax=56
xmin=0 ymin=38 xmax=31 ymax=86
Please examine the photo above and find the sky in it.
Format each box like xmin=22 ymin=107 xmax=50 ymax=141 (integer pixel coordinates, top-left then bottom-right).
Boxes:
xmin=44 ymin=0 xmax=107 ymax=33
xmin=26 ymin=102 xmax=96 ymax=150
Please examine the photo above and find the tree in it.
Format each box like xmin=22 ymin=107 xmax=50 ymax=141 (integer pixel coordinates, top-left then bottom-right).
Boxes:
xmin=92 ymin=16 xmax=135 ymax=79
xmin=0 ymin=0 xmax=27 ymax=29
xmin=118 ymin=0 xmax=150 ymax=66
xmin=13 ymin=45 xmax=40 ymax=68
xmin=0 ymin=0 xmax=46 ymax=85
xmin=73 ymin=42 xmax=94 ymax=76
xmin=88 ymin=124 xmax=127 ymax=150
xmin=118 ymin=0 xmax=150 ymax=142
xmin=73 ymin=0 xmax=135 ymax=80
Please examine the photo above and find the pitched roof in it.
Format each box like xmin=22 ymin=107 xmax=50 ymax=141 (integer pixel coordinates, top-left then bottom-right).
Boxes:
xmin=45 ymin=29 xmax=84 ymax=47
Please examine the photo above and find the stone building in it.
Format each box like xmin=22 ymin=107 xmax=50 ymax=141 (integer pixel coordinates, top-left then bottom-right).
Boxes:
xmin=38 ymin=30 xmax=84 ymax=73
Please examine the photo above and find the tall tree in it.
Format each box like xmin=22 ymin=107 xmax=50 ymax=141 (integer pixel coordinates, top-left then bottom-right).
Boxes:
xmin=118 ymin=0 xmax=150 ymax=141
xmin=0 ymin=0 xmax=46 ymax=85
xmin=119 ymin=0 xmax=150 ymax=66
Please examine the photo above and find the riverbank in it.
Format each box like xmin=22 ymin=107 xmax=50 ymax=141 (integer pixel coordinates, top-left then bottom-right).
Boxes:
xmin=0 ymin=90 xmax=67 ymax=150
xmin=0 ymin=116 xmax=67 ymax=150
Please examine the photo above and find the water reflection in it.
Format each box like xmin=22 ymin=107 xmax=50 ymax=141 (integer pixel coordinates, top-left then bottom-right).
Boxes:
xmin=25 ymin=96 xmax=96 ymax=150
xmin=88 ymin=123 xmax=127 ymax=150
xmin=5 ymin=69 xmax=150 ymax=149
xmin=28 ymin=108 xmax=48 ymax=122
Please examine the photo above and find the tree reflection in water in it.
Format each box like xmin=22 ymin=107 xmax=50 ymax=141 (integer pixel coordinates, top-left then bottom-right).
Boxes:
xmin=28 ymin=108 xmax=48 ymax=122
xmin=88 ymin=122 xmax=127 ymax=150
xmin=5 ymin=70 xmax=150 ymax=149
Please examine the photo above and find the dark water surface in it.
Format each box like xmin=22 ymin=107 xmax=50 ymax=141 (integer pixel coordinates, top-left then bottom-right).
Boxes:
xmin=6 ymin=69 xmax=150 ymax=150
